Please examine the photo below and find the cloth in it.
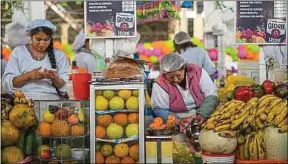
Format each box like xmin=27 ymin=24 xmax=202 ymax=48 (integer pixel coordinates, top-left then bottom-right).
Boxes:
xmin=4 ymin=22 xmax=29 ymax=49
xmin=1 ymin=58 xmax=7 ymax=77
xmin=2 ymin=45 xmax=70 ymax=100
xmin=155 ymin=64 xmax=205 ymax=112
xmin=73 ymin=49 xmax=97 ymax=74
xmin=180 ymin=47 xmax=216 ymax=77
xmin=26 ymin=19 xmax=56 ymax=34
xmin=174 ymin=31 xmax=192 ymax=44
xmin=151 ymin=68 xmax=218 ymax=118
xmin=160 ymin=53 xmax=186 ymax=73
xmin=72 ymin=31 xmax=86 ymax=51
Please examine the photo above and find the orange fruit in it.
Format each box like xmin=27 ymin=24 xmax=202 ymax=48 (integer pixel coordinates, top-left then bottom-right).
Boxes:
xmin=37 ymin=121 xmax=52 ymax=137
xmin=121 ymin=156 xmax=135 ymax=163
xmin=95 ymin=126 xmax=106 ymax=139
xmin=71 ymin=124 xmax=85 ymax=136
xmin=129 ymin=144 xmax=139 ymax=161
xmin=113 ymin=113 xmax=128 ymax=126
xmin=105 ymin=155 xmax=120 ymax=164
xmin=96 ymin=151 xmax=105 ymax=164
xmin=153 ymin=117 xmax=164 ymax=126
xmin=97 ymin=114 xmax=113 ymax=127
xmin=128 ymin=113 xmax=139 ymax=123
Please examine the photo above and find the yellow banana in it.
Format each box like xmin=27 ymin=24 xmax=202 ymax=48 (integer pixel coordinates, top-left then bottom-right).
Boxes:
xmin=278 ymin=117 xmax=288 ymax=128
xmin=234 ymin=102 xmax=247 ymax=113
xmin=234 ymin=104 xmax=252 ymax=120
xmin=255 ymin=117 xmax=265 ymax=129
xmin=258 ymin=97 xmax=279 ymax=110
xmin=278 ymin=125 xmax=288 ymax=133
xmin=258 ymin=94 xmax=276 ymax=102
xmin=218 ymin=131 xmax=237 ymax=138
xmin=206 ymin=122 xmax=215 ymax=130
xmin=257 ymin=130 xmax=264 ymax=138
xmin=244 ymin=134 xmax=251 ymax=160
xmin=273 ymin=108 xmax=287 ymax=126
xmin=267 ymin=112 xmax=276 ymax=123
xmin=231 ymin=112 xmax=249 ymax=130
xmin=259 ymin=113 xmax=267 ymax=121
xmin=214 ymin=124 xmax=231 ymax=132
xmin=255 ymin=134 xmax=265 ymax=160
xmin=237 ymin=134 xmax=246 ymax=144
xmin=242 ymin=114 xmax=255 ymax=129
xmin=249 ymin=134 xmax=258 ymax=160
xmin=256 ymin=106 xmax=267 ymax=117
xmin=215 ymin=117 xmax=231 ymax=126
xmin=264 ymin=99 xmax=283 ymax=114
xmin=274 ymin=100 xmax=288 ymax=115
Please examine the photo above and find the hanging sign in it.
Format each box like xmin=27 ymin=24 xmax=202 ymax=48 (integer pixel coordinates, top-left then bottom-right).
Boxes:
xmin=85 ymin=1 xmax=137 ymax=38
xmin=235 ymin=1 xmax=286 ymax=44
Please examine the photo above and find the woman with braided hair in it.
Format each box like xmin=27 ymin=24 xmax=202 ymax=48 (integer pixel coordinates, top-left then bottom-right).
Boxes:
xmin=2 ymin=19 xmax=70 ymax=100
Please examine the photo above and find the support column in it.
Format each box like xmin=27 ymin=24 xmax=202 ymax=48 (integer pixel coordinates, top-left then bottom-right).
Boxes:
xmin=28 ymin=1 xmax=45 ymax=20
xmin=193 ymin=2 xmax=204 ymax=39
xmin=61 ymin=23 xmax=70 ymax=43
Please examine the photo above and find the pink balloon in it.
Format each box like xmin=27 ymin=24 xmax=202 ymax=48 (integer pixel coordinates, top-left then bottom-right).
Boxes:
xmin=238 ymin=49 xmax=246 ymax=59
xmin=153 ymin=48 xmax=162 ymax=56
xmin=209 ymin=51 xmax=218 ymax=61
xmin=144 ymin=49 xmax=152 ymax=56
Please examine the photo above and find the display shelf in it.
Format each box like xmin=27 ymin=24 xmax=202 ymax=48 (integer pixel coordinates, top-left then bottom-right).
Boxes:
xmin=95 ymin=109 xmax=139 ymax=114
xmin=34 ymin=100 xmax=90 ymax=164
xmin=90 ymin=83 xmax=145 ymax=163
xmin=95 ymin=134 xmax=139 ymax=143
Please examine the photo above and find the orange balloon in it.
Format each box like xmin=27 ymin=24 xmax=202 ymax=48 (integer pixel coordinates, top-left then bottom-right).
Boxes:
xmin=140 ymin=54 xmax=150 ymax=62
xmin=252 ymin=53 xmax=259 ymax=61
xmin=162 ymin=47 xmax=173 ymax=55
xmin=151 ymin=41 xmax=164 ymax=49
xmin=53 ymin=41 xmax=62 ymax=49
xmin=246 ymin=51 xmax=254 ymax=59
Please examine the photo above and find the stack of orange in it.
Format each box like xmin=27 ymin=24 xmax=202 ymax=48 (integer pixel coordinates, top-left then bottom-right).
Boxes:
xmin=148 ymin=115 xmax=178 ymax=130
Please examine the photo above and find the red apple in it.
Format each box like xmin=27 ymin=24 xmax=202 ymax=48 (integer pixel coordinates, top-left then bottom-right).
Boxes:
xmin=40 ymin=150 xmax=51 ymax=159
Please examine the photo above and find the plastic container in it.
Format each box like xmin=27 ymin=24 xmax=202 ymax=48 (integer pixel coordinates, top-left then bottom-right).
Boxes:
xmin=202 ymin=150 xmax=235 ymax=164
xmin=235 ymin=159 xmax=288 ymax=164
xmin=72 ymin=73 xmax=91 ymax=100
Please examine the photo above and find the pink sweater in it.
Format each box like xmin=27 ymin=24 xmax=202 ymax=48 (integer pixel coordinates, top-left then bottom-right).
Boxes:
xmin=156 ymin=64 xmax=205 ymax=113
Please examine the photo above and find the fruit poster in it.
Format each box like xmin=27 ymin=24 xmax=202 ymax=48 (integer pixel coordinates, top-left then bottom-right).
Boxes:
xmin=235 ymin=1 xmax=287 ymax=44
xmin=85 ymin=1 xmax=136 ymax=38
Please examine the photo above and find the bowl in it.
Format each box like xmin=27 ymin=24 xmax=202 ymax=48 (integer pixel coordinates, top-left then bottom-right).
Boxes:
xmin=71 ymin=148 xmax=89 ymax=159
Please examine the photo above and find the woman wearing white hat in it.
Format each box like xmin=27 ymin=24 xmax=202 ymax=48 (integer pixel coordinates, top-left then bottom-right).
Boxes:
xmin=2 ymin=19 xmax=70 ymax=100
xmin=174 ymin=31 xmax=216 ymax=81
xmin=72 ymin=31 xmax=96 ymax=74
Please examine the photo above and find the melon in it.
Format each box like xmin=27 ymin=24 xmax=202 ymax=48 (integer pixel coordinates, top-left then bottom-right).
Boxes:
xmin=264 ymin=126 xmax=287 ymax=160
xmin=199 ymin=129 xmax=237 ymax=154
xmin=109 ymin=96 xmax=124 ymax=110
xmin=1 ymin=146 xmax=24 ymax=164
xmin=106 ymin=123 xmax=124 ymax=139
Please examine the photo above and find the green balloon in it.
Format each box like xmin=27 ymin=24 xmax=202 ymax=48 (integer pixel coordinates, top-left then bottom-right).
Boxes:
xmin=230 ymin=48 xmax=238 ymax=56
xmin=68 ymin=51 xmax=75 ymax=58
xmin=250 ymin=45 xmax=259 ymax=53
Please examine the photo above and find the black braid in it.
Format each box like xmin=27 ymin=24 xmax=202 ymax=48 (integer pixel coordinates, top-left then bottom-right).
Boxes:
xmin=46 ymin=38 xmax=57 ymax=69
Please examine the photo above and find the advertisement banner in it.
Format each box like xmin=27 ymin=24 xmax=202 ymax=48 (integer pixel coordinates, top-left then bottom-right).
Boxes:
xmin=236 ymin=1 xmax=287 ymax=44
xmin=85 ymin=1 xmax=136 ymax=38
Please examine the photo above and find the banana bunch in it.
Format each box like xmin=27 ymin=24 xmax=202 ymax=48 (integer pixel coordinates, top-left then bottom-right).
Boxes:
xmin=255 ymin=95 xmax=287 ymax=133
xmin=14 ymin=97 xmax=34 ymax=107
xmin=242 ymin=131 xmax=266 ymax=160
xmin=202 ymin=100 xmax=246 ymax=132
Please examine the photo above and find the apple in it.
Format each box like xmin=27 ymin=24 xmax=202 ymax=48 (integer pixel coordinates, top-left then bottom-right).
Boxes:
xmin=37 ymin=145 xmax=50 ymax=156
xmin=41 ymin=150 xmax=51 ymax=159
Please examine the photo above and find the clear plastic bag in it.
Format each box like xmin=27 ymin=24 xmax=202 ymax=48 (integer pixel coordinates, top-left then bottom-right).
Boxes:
xmin=113 ymin=32 xmax=140 ymax=57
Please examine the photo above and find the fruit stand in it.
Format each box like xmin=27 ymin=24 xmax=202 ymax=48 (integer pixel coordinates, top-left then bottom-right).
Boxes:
xmin=89 ymin=80 xmax=145 ymax=163
xmin=34 ymin=100 xmax=90 ymax=163
xmin=199 ymin=80 xmax=288 ymax=163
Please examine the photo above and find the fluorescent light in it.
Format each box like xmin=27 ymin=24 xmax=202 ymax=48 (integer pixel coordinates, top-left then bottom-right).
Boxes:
xmin=186 ymin=10 xmax=196 ymax=18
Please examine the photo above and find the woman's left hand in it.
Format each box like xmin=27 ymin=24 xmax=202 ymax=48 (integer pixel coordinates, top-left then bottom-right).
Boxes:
xmin=196 ymin=114 xmax=205 ymax=124
xmin=180 ymin=115 xmax=196 ymax=134
xmin=44 ymin=68 xmax=58 ymax=80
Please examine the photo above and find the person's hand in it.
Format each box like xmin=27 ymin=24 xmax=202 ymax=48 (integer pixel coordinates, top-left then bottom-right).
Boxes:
xmin=26 ymin=66 xmax=45 ymax=80
xmin=180 ymin=115 xmax=196 ymax=134
xmin=196 ymin=114 xmax=205 ymax=125
xmin=43 ymin=68 xmax=58 ymax=80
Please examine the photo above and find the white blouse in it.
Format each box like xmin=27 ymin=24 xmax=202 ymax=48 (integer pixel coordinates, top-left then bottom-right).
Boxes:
xmin=151 ymin=69 xmax=217 ymax=117
xmin=2 ymin=45 xmax=70 ymax=100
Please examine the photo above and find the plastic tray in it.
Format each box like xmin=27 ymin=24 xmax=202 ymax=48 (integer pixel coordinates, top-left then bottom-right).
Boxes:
xmin=146 ymin=128 xmax=175 ymax=136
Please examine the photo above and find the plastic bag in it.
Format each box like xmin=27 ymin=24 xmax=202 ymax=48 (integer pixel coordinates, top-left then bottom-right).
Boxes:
xmin=172 ymin=133 xmax=195 ymax=163
xmin=89 ymin=39 xmax=106 ymax=57
xmin=103 ymin=57 xmax=142 ymax=79
xmin=113 ymin=32 xmax=140 ymax=57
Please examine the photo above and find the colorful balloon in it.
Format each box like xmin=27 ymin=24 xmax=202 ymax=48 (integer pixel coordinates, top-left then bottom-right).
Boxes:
xmin=149 ymin=55 xmax=159 ymax=64
xmin=153 ymin=48 xmax=162 ymax=56
xmin=208 ymin=50 xmax=218 ymax=61
xmin=238 ymin=49 xmax=246 ymax=59
xmin=144 ymin=43 xmax=152 ymax=49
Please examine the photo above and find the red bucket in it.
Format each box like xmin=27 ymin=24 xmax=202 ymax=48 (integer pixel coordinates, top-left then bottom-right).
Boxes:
xmin=72 ymin=73 xmax=91 ymax=100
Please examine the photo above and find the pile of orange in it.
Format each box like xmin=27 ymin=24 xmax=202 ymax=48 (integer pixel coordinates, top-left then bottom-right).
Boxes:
xmin=148 ymin=115 xmax=178 ymax=130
